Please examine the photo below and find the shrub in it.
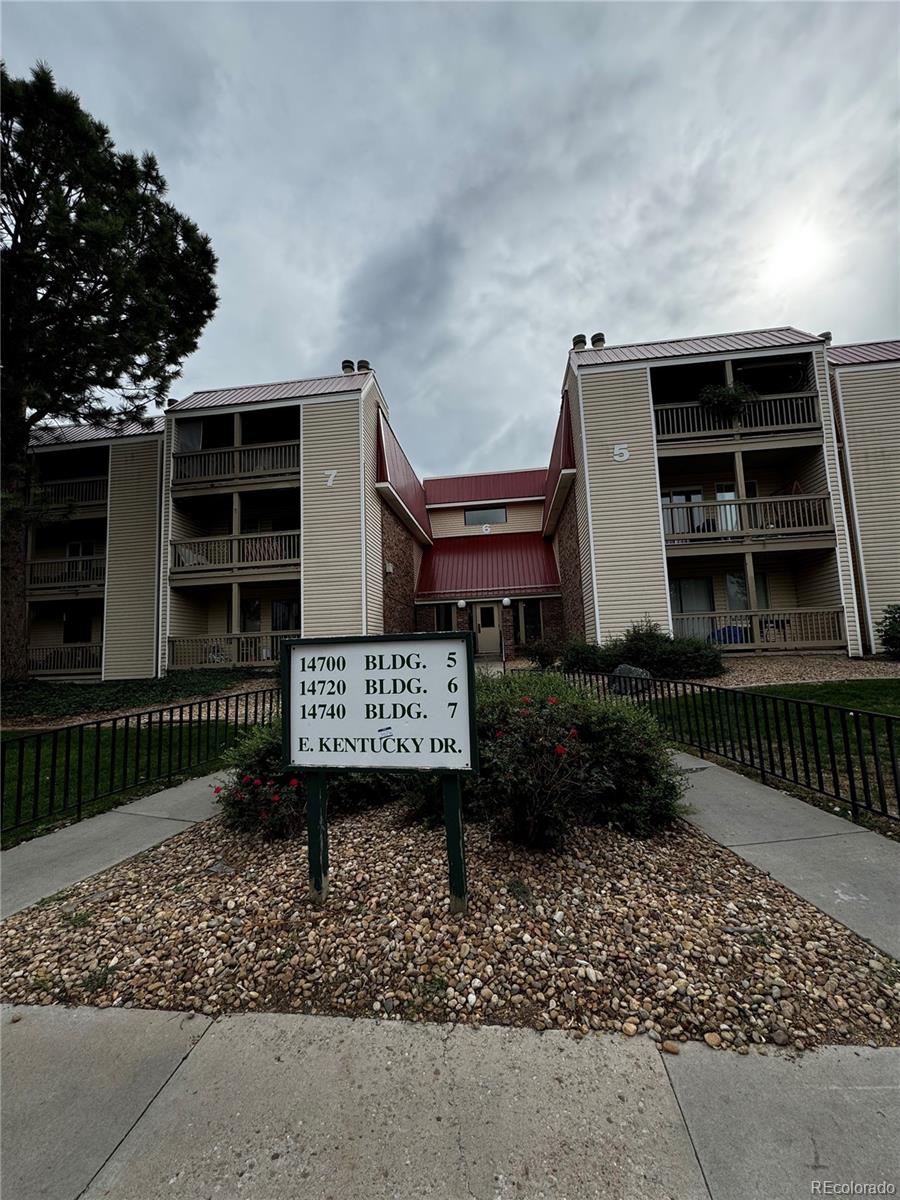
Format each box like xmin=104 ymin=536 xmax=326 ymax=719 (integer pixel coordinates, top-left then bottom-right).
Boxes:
xmin=560 ymin=622 xmax=723 ymax=679
xmin=523 ymin=639 xmax=560 ymax=671
xmin=875 ymin=605 xmax=900 ymax=659
xmin=698 ymin=380 xmax=757 ymax=417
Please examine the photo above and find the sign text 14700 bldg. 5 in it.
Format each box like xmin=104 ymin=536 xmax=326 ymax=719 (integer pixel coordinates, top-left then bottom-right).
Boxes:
xmin=284 ymin=635 xmax=476 ymax=772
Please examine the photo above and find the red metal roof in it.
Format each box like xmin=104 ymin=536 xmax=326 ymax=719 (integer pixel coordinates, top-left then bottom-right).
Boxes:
xmin=828 ymin=341 xmax=900 ymax=367
xmin=542 ymin=396 xmax=576 ymax=530
xmin=169 ymin=372 xmax=370 ymax=411
xmin=572 ymin=326 xmax=822 ymax=367
xmin=424 ymin=468 xmax=546 ymax=507
xmin=416 ymin=532 xmax=560 ymax=600
xmin=376 ymin=412 xmax=432 ymax=540
xmin=31 ymin=416 xmax=165 ymax=446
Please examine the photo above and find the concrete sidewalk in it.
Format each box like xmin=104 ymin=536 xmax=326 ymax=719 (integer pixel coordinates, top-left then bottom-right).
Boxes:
xmin=3 ymin=1004 xmax=898 ymax=1200
xmin=0 ymin=772 xmax=223 ymax=917
xmin=677 ymin=752 xmax=900 ymax=959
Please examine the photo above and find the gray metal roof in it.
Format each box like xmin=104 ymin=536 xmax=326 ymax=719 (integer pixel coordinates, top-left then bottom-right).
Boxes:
xmin=828 ymin=340 xmax=900 ymax=367
xmin=169 ymin=372 xmax=370 ymax=411
xmin=572 ymin=326 xmax=823 ymax=367
xmin=31 ymin=416 xmax=165 ymax=447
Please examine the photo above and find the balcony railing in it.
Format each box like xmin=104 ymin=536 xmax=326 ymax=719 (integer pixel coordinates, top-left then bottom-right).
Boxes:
xmin=28 ymin=643 xmax=102 ymax=675
xmin=654 ymin=392 xmax=820 ymax=441
xmin=32 ymin=477 xmax=108 ymax=506
xmin=27 ymin=556 xmax=106 ymax=590
xmin=673 ymin=608 xmax=845 ymax=649
xmin=168 ymin=632 xmax=301 ymax=668
xmin=172 ymin=441 xmax=301 ymax=484
xmin=170 ymin=531 xmax=301 ymax=572
xmin=663 ymin=494 xmax=833 ymax=544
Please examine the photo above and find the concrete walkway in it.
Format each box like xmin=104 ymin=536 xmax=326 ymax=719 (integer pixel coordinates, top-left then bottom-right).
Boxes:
xmin=677 ymin=752 xmax=900 ymax=959
xmin=4 ymin=1003 xmax=898 ymax=1200
xmin=0 ymin=772 xmax=223 ymax=917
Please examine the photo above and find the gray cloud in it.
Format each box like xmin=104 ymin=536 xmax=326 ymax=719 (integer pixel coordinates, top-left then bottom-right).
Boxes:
xmin=4 ymin=1 xmax=898 ymax=479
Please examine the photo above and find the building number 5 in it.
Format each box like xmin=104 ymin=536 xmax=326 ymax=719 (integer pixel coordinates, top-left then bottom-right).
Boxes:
xmin=612 ymin=443 xmax=630 ymax=462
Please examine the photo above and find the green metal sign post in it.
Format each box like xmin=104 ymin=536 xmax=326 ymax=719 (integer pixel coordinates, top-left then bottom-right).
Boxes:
xmin=281 ymin=633 xmax=478 ymax=915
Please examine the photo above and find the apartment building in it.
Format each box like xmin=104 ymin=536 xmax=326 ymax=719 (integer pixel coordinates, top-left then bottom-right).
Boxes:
xmin=23 ymin=328 xmax=899 ymax=679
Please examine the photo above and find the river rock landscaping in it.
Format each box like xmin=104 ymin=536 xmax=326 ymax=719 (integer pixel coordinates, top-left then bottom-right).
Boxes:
xmin=2 ymin=805 xmax=897 ymax=1053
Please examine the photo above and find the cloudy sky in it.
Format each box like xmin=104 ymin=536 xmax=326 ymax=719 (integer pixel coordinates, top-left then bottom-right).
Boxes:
xmin=5 ymin=2 xmax=898 ymax=477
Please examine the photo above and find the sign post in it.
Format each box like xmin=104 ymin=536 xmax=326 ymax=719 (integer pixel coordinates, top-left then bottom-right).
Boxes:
xmin=281 ymin=633 xmax=478 ymax=912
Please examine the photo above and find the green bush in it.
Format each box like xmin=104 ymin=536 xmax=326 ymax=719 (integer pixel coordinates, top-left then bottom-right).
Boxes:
xmin=216 ymin=670 xmax=683 ymax=848
xmin=560 ymin=621 xmax=724 ymax=679
xmin=523 ymin=639 xmax=561 ymax=670
xmin=875 ymin=605 xmax=900 ymax=659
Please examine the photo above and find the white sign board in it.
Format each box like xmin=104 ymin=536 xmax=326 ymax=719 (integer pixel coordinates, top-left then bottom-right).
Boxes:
xmin=283 ymin=635 xmax=476 ymax=772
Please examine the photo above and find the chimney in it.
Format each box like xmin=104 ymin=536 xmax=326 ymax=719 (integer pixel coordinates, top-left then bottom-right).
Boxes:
xmin=357 ymin=358 xmax=371 ymax=372
xmin=817 ymin=331 xmax=833 ymax=345
xmin=572 ymin=334 xmax=587 ymax=350
xmin=341 ymin=359 xmax=355 ymax=374
xmin=590 ymin=332 xmax=606 ymax=349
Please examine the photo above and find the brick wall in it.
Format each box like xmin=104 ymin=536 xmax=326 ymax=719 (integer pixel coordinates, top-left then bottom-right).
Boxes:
xmin=501 ymin=603 xmax=515 ymax=658
xmin=555 ymin=489 xmax=585 ymax=640
xmin=541 ymin=596 xmax=565 ymax=645
xmin=381 ymin=502 xmax=417 ymax=633
xmin=415 ymin=604 xmax=435 ymax=632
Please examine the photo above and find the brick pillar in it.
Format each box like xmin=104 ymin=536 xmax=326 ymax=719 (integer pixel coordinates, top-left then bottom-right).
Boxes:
xmin=500 ymin=603 xmax=515 ymax=660
xmin=456 ymin=604 xmax=471 ymax=632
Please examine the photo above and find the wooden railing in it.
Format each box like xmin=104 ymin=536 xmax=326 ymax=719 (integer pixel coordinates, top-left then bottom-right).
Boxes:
xmin=672 ymin=608 xmax=845 ymax=649
xmin=172 ymin=441 xmax=301 ymax=483
xmin=32 ymin=477 xmax=108 ymax=506
xmin=26 ymin=556 xmax=106 ymax=590
xmin=655 ymin=392 xmax=820 ymax=440
xmin=28 ymin=643 xmax=102 ymax=674
xmin=170 ymin=531 xmax=301 ymax=572
xmin=663 ymin=494 xmax=832 ymax=543
xmin=168 ymin=632 xmax=302 ymax=668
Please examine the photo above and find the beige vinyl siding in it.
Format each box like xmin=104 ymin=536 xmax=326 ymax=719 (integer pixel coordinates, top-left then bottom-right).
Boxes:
xmin=836 ymin=364 xmax=900 ymax=648
xmin=301 ymin=398 xmax=363 ymax=635
xmin=581 ymin=368 xmax=669 ymax=640
xmin=28 ymin=608 xmax=103 ymax=646
xmin=362 ymin=386 xmax=384 ymax=634
xmin=794 ymin=448 xmax=829 ymax=496
xmin=795 ymin=552 xmax=842 ymax=608
xmin=168 ymin=590 xmax=209 ymax=636
xmin=158 ymin=417 xmax=175 ymax=672
xmin=103 ymin=439 xmax=160 ymax=679
xmin=566 ymin=367 xmax=597 ymax=641
xmin=813 ymin=348 xmax=862 ymax=654
xmin=428 ymin=501 xmax=544 ymax=538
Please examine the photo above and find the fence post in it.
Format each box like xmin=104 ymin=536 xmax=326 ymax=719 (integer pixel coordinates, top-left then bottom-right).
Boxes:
xmin=306 ymin=771 xmax=329 ymax=904
xmin=442 ymin=774 xmax=468 ymax=915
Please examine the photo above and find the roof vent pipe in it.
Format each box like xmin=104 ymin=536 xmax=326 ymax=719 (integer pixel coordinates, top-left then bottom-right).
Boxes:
xmin=357 ymin=359 xmax=371 ymax=372
xmin=590 ymin=332 xmax=606 ymax=348
xmin=572 ymin=334 xmax=587 ymax=350
xmin=817 ymin=331 xmax=833 ymax=345
xmin=341 ymin=359 xmax=355 ymax=374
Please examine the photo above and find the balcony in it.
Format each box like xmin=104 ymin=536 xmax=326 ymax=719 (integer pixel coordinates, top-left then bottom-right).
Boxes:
xmin=32 ymin=477 xmax=108 ymax=507
xmin=172 ymin=441 xmax=301 ymax=486
xmin=27 ymin=556 xmax=106 ymax=592
xmin=654 ymin=392 xmax=819 ymax=442
xmin=663 ymin=494 xmax=833 ymax=548
xmin=170 ymin=531 xmax=301 ymax=574
xmin=168 ymin=632 xmax=301 ymax=668
xmin=28 ymin=643 xmax=102 ymax=675
xmin=673 ymin=608 xmax=845 ymax=650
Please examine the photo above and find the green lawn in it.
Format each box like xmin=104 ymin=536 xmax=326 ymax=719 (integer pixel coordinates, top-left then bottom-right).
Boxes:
xmin=748 ymin=678 xmax=900 ymax=718
xmin=1 ymin=718 xmax=241 ymax=845
xmin=1 ymin=667 xmax=277 ymax=724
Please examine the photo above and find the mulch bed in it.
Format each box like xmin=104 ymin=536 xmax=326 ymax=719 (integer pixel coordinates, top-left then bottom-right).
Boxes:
xmin=2 ymin=807 xmax=897 ymax=1054
xmin=718 ymin=655 xmax=900 ymax=689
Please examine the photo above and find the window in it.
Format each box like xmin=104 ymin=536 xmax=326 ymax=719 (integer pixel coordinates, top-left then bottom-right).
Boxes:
xmin=435 ymin=603 xmax=455 ymax=631
xmin=517 ymin=599 xmax=543 ymax=645
xmin=668 ymin=577 xmax=714 ymax=614
xmin=726 ymin=571 xmax=770 ymax=612
xmin=715 ymin=481 xmax=758 ymax=532
xmin=661 ymin=489 xmax=703 ymax=537
xmin=241 ymin=598 xmax=261 ymax=633
xmin=464 ymin=506 xmax=507 ymax=527
xmin=178 ymin=420 xmax=203 ymax=452
xmin=272 ymin=598 xmax=300 ymax=632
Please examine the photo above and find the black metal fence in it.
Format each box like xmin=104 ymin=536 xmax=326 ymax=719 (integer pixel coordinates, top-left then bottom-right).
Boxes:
xmin=566 ymin=672 xmax=899 ymax=824
xmin=1 ymin=687 xmax=281 ymax=838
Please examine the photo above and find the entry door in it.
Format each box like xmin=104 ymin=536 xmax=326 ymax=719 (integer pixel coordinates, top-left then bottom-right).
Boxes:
xmin=475 ymin=604 xmax=501 ymax=655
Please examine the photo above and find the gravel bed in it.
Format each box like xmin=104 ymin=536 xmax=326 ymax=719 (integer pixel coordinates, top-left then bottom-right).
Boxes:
xmin=716 ymin=655 xmax=900 ymax=689
xmin=3 ymin=808 xmax=897 ymax=1054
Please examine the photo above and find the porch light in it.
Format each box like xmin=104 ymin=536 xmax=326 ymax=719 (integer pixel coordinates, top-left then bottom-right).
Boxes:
xmin=501 ymin=597 xmax=511 ymax=606
xmin=456 ymin=600 xmax=467 ymax=609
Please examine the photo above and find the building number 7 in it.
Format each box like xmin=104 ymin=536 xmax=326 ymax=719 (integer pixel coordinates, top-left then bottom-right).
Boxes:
xmin=324 ymin=470 xmax=337 ymax=487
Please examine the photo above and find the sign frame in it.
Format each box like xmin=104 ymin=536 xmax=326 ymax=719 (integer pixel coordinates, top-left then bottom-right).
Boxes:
xmin=279 ymin=631 xmax=479 ymax=776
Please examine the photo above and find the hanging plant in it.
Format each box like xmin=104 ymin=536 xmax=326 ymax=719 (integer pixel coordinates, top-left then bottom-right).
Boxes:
xmin=697 ymin=380 xmax=758 ymax=417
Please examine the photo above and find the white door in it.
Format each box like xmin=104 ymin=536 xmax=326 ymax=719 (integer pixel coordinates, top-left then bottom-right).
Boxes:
xmin=475 ymin=604 xmax=501 ymax=655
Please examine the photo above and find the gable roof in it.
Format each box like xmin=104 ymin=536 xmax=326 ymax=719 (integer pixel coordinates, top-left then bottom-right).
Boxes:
xmin=828 ymin=340 xmax=900 ymax=367
xmin=376 ymin=412 xmax=432 ymax=541
xmin=31 ymin=416 xmax=165 ymax=447
xmin=424 ymin=468 xmax=546 ymax=507
xmin=169 ymin=372 xmax=371 ymax=411
xmin=571 ymin=326 xmax=823 ymax=367
xmin=415 ymin=531 xmax=560 ymax=600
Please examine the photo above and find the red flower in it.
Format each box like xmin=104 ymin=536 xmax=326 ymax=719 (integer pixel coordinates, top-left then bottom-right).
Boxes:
xmin=213 ymin=786 xmax=222 ymax=794
xmin=259 ymin=809 xmax=268 ymax=819
xmin=242 ymin=775 xmax=252 ymax=784
xmin=547 ymin=696 xmax=558 ymax=705
xmin=554 ymin=744 xmax=566 ymax=756
xmin=289 ymin=778 xmax=300 ymax=788
xmin=495 ymin=730 xmax=504 ymax=739
xmin=521 ymin=695 xmax=532 ymax=704
xmin=568 ymin=727 xmax=578 ymax=739
xmin=267 ymin=780 xmax=274 ymax=786
xmin=253 ymin=778 xmax=262 ymax=786
xmin=272 ymin=795 xmax=281 ymax=804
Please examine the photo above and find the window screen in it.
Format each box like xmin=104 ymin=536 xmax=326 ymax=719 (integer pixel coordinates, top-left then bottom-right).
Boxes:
xmin=464 ymin=507 xmax=507 ymax=526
